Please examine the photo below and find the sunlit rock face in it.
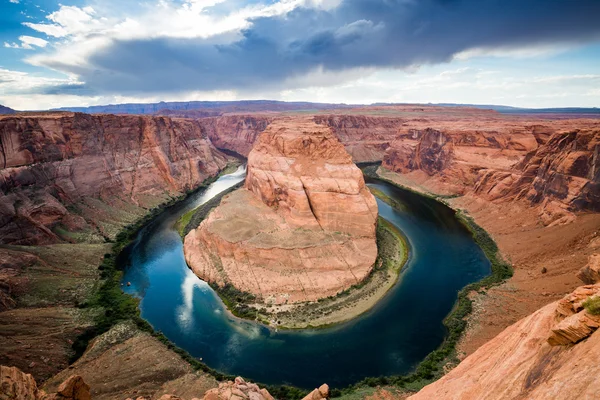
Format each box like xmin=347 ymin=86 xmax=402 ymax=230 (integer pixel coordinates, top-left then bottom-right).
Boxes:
xmin=184 ymin=117 xmax=378 ymax=304
xmin=409 ymin=283 xmax=600 ymax=400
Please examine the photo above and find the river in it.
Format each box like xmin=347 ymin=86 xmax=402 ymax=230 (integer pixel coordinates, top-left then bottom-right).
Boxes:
xmin=121 ymin=165 xmax=490 ymax=389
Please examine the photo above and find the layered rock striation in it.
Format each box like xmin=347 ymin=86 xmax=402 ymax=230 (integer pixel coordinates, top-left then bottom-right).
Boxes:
xmin=184 ymin=118 xmax=378 ymax=303
xmin=382 ymin=120 xmax=599 ymax=224
xmin=0 ymin=112 xmax=228 ymax=244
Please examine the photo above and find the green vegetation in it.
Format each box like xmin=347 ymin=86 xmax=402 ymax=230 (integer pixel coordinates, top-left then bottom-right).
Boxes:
xmin=583 ymin=296 xmax=600 ymax=315
xmin=210 ymin=282 xmax=260 ymax=320
xmin=176 ymin=181 xmax=243 ymax=238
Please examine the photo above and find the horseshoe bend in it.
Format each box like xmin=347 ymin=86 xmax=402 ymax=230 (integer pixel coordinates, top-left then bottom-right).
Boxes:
xmin=2 ymin=1 xmax=600 ymax=395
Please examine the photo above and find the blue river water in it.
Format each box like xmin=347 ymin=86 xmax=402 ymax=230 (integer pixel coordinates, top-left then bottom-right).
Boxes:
xmin=121 ymin=165 xmax=490 ymax=389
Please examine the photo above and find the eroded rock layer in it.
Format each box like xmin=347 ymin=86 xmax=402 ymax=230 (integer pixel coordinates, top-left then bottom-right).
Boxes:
xmin=382 ymin=119 xmax=599 ymax=225
xmin=184 ymin=118 xmax=378 ymax=303
xmin=0 ymin=113 xmax=228 ymax=245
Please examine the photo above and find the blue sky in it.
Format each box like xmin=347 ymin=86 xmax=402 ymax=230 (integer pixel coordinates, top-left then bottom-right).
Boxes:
xmin=1 ymin=0 xmax=599 ymax=110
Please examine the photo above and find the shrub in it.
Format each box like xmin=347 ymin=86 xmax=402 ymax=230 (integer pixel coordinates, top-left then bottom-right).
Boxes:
xmin=584 ymin=296 xmax=600 ymax=315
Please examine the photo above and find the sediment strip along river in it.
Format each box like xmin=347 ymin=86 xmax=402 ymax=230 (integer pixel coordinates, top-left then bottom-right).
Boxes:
xmin=121 ymin=165 xmax=490 ymax=388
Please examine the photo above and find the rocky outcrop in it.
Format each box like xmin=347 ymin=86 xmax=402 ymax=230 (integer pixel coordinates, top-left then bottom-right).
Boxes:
xmin=0 ymin=366 xmax=90 ymax=400
xmin=184 ymin=117 xmax=378 ymax=303
xmin=301 ymin=384 xmax=329 ymax=400
xmin=0 ymin=113 xmax=228 ymax=244
xmin=409 ymin=284 xmax=600 ymax=400
xmin=202 ymin=377 xmax=275 ymax=400
xmin=1 ymin=365 xmax=40 ymax=399
xmin=577 ymin=253 xmax=600 ymax=284
xmin=245 ymin=118 xmax=378 ymax=237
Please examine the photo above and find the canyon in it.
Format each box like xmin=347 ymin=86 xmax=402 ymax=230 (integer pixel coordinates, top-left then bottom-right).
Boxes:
xmin=184 ymin=117 xmax=378 ymax=304
xmin=0 ymin=105 xmax=599 ymax=400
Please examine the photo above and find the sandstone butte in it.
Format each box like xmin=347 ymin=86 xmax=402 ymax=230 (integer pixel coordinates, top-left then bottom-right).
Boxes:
xmin=184 ymin=117 xmax=378 ymax=304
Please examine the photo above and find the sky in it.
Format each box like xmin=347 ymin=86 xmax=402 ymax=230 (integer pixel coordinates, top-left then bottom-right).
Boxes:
xmin=1 ymin=0 xmax=600 ymax=110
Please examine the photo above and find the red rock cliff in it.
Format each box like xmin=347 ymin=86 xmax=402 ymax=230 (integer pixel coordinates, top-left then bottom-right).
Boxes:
xmin=410 ymin=281 xmax=600 ymax=400
xmin=0 ymin=113 xmax=228 ymax=244
xmin=382 ymin=119 xmax=599 ymax=224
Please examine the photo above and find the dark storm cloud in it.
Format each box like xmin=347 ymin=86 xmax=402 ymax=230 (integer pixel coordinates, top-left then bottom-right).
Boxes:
xmin=43 ymin=0 xmax=600 ymax=94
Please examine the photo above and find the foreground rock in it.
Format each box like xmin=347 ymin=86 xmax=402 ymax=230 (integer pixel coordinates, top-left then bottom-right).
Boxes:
xmin=202 ymin=377 xmax=275 ymax=400
xmin=301 ymin=384 xmax=329 ymax=400
xmin=577 ymin=253 xmax=600 ymax=284
xmin=0 ymin=365 xmax=90 ymax=400
xmin=2 ymin=364 xmax=291 ymax=400
xmin=409 ymin=284 xmax=600 ymax=400
xmin=185 ymin=117 xmax=378 ymax=303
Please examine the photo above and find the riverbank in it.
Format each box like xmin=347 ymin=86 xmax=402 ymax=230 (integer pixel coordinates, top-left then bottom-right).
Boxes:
xmin=257 ymin=216 xmax=410 ymax=329
xmin=330 ymin=166 xmax=514 ymax=395
xmin=372 ymin=165 xmax=600 ymax=361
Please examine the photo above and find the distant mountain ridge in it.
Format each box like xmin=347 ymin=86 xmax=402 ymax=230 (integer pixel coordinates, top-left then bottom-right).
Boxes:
xmin=52 ymin=100 xmax=358 ymax=115
xmin=374 ymin=102 xmax=600 ymax=114
xmin=0 ymin=105 xmax=16 ymax=114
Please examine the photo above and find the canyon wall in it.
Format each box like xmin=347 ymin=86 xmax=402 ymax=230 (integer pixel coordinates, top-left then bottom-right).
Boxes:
xmin=382 ymin=120 xmax=599 ymax=224
xmin=0 ymin=112 xmax=228 ymax=245
xmin=199 ymin=115 xmax=274 ymax=157
xmin=184 ymin=117 xmax=378 ymax=304
xmin=196 ymin=114 xmax=404 ymax=163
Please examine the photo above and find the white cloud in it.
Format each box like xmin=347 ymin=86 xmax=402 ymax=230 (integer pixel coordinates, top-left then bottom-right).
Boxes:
xmin=3 ymin=35 xmax=49 ymax=50
xmin=9 ymin=0 xmax=20 ymax=4
xmin=277 ymin=66 xmax=600 ymax=108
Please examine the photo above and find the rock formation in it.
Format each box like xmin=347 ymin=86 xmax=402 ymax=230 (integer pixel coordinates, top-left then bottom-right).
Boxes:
xmin=184 ymin=117 xmax=378 ymax=303
xmin=0 ymin=366 xmax=90 ymax=400
xmin=202 ymin=377 xmax=275 ymax=400
xmin=301 ymin=384 xmax=329 ymax=400
xmin=409 ymin=284 xmax=600 ymax=400
xmin=0 ymin=112 xmax=228 ymax=245
xmin=577 ymin=253 xmax=600 ymax=284
xmin=382 ymin=120 xmax=599 ymax=224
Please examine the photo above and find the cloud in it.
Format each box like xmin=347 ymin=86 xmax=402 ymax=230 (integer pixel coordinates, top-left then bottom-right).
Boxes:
xmin=4 ymin=36 xmax=48 ymax=50
xmin=21 ymin=0 xmax=600 ymax=97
